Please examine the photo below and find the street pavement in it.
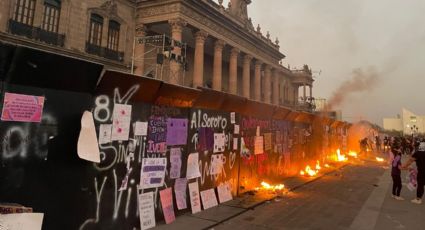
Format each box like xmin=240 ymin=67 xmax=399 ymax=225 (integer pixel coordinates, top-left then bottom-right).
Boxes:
xmin=155 ymin=156 xmax=425 ymax=230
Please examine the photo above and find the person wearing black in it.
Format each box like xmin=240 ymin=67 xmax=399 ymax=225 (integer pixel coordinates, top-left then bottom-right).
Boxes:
xmin=403 ymin=142 xmax=425 ymax=204
xmin=375 ymin=136 xmax=382 ymax=152
xmin=391 ymin=146 xmax=403 ymax=200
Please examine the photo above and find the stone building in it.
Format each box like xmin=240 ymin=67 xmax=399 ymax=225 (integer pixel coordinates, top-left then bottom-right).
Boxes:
xmin=0 ymin=0 xmax=314 ymax=110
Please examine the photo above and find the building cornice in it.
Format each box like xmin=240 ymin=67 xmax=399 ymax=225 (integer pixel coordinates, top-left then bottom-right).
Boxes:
xmin=136 ymin=0 xmax=286 ymax=65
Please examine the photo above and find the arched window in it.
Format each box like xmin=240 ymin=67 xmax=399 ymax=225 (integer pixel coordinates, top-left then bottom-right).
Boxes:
xmin=13 ymin=0 xmax=36 ymax=25
xmin=88 ymin=14 xmax=103 ymax=46
xmin=42 ymin=0 xmax=61 ymax=32
xmin=107 ymin=20 xmax=120 ymax=51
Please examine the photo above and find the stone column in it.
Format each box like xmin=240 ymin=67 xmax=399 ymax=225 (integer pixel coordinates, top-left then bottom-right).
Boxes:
xmin=303 ymin=84 xmax=307 ymax=101
xmin=272 ymin=70 xmax=280 ymax=105
xmin=242 ymin=54 xmax=253 ymax=98
xmin=192 ymin=30 xmax=208 ymax=88
xmin=264 ymin=65 xmax=272 ymax=103
xmin=254 ymin=60 xmax=262 ymax=101
xmin=134 ymin=24 xmax=147 ymax=76
xmin=229 ymin=48 xmax=239 ymax=94
xmin=213 ymin=39 xmax=226 ymax=91
xmin=168 ymin=19 xmax=187 ymax=85
xmin=310 ymin=85 xmax=313 ymax=98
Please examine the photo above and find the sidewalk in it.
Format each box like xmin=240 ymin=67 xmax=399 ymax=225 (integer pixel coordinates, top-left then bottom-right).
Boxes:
xmin=154 ymin=163 xmax=347 ymax=230
xmin=350 ymin=156 xmax=425 ymax=230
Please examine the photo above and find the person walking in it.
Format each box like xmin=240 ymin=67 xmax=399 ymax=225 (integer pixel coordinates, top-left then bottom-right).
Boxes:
xmin=391 ymin=146 xmax=403 ymax=200
xmin=402 ymin=141 xmax=425 ymax=204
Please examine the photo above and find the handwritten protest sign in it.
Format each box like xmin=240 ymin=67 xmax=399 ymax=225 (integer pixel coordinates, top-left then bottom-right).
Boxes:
xmin=210 ymin=154 xmax=224 ymax=175
xmin=0 ymin=213 xmax=44 ymax=230
xmin=160 ymin=188 xmax=175 ymax=224
xmin=147 ymin=116 xmax=167 ymax=154
xmin=174 ymin=178 xmax=188 ymax=210
xmin=254 ymin=136 xmax=264 ymax=155
xmin=200 ymin=188 xmax=218 ymax=210
xmin=213 ymin=133 xmax=226 ymax=153
xmin=186 ymin=153 xmax=201 ymax=179
xmin=264 ymin=133 xmax=272 ymax=151
xmin=134 ymin=121 xmax=148 ymax=136
xmin=138 ymin=191 xmax=156 ymax=230
xmin=170 ymin=148 xmax=182 ymax=179
xmin=188 ymin=182 xmax=201 ymax=214
xmin=140 ymin=158 xmax=167 ymax=189
xmin=111 ymin=104 xmax=132 ymax=141
xmin=98 ymin=124 xmax=112 ymax=144
xmin=1 ymin=92 xmax=45 ymax=122
xmin=217 ymin=181 xmax=233 ymax=203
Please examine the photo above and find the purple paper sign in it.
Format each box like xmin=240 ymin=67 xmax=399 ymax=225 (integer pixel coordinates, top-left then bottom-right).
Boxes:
xmin=1 ymin=93 xmax=45 ymax=122
xmin=198 ymin=127 xmax=214 ymax=151
xmin=166 ymin=118 xmax=188 ymax=146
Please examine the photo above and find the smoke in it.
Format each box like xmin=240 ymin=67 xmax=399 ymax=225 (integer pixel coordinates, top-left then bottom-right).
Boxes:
xmin=327 ymin=67 xmax=379 ymax=110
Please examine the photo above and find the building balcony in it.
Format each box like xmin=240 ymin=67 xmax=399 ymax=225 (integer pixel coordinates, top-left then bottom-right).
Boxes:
xmin=85 ymin=42 xmax=124 ymax=62
xmin=8 ymin=19 xmax=65 ymax=47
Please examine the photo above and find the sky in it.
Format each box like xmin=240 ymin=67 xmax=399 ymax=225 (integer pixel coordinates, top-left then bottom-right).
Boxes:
xmin=215 ymin=0 xmax=425 ymax=125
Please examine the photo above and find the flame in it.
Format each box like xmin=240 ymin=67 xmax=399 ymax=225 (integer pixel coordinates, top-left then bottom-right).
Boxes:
xmin=324 ymin=164 xmax=330 ymax=168
xmin=348 ymin=151 xmax=358 ymax=158
xmin=336 ymin=149 xmax=348 ymax=162
xmin=316 ymin=161 xmax=321 ymax=170
xmin=300 ymin=165 xmax=318 ymax=177
xmin=376 ymin=157 xmax=384 ymax=162
xmin=256 ymin=181 xmax=285 ymax=191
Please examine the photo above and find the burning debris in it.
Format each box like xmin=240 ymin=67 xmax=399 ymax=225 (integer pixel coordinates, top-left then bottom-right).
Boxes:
xmin=336 ymin=149 xmax=348 ymax=162
xmin=300 ymin=161 xmax=322 ymax=177
xmin=376 ymin=157 xmax=384 ymax=162
xmin=348 ymin=151 xmax=358 ymax=158
xmin=255 ymin=181 xmax=285 ymax=192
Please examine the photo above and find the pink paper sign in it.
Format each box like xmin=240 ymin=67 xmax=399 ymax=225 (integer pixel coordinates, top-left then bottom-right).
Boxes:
xmin=1 ymin=93 xmax=45 ymax=122
xmin=159 ymin=188 xmax=176 ymax=224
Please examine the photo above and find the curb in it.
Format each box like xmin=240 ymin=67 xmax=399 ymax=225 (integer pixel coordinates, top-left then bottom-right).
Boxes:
xmin=203 ymin=163 xmax=350 ymax=230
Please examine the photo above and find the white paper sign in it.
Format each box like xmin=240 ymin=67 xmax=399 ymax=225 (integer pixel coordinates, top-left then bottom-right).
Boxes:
xmin=0 ymin=213 xmax=44 ymax=230
xmin=98 ymin=124 xmax=112 ymax=144
xmin=134 ymin=121 xmax=148 ymax=136
xmin=188 ymin=181 xmax=202 ymax=214
xmin=254 ymin=136 xmax=264 ymax=155
xmin=200 ymin=188 xmax=218 ymax=210
xmin=170 ymin=148 xmax=182 ymax=179
xmin=140 ymin=158 xmax=167 ymax=189
xmin=186 ymin=153 xmax=201 ymax=179
xmin=138 ymin=191 xmax=156 ymax=230
xmin=230 ymin=112 xmax=236 ymax=124
xmin=233 ymin=138 xmax=238 ymax=150
xmin=234 ymin=124 xmax=240 ymax=134
xmin=77 ymin=111 xmax=100 ymax=163
xmin=174 ymin=178 xmax=188 ymax=210
xmin=217 ymin=181 xmax=233 ymax=203
xmin=210 ymin=154 xmax=224 ymax=175
xmin=213 ymin=133 xmax=226 ymax=153
xmin=111 ymin=104 xmax=132 ymax=141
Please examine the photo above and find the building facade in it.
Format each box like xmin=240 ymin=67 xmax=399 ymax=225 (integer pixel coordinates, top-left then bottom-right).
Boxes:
xmin=0 ymin=0 xmax=314 ymax=110
xmin=383 ymin=108 xmax=425 ymax=135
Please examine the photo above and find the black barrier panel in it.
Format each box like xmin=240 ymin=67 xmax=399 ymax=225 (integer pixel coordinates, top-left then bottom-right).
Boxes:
xmin=0 ymin=83 xmax=94 ymax=230
xmin=0 ymin=43 xmax=16 ymax=80
xmin=238 ymin=116 xmax=273 ymax=192
xmin=187 ymin=108 xmax=240 ymax=196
